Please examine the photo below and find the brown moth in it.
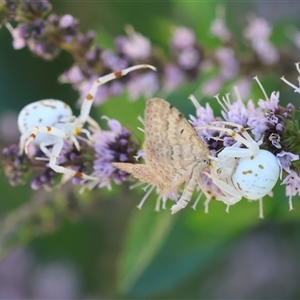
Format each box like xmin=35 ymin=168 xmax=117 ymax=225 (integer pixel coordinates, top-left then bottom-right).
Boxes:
xmin=112 ymin=98 xmax=210 ymax=214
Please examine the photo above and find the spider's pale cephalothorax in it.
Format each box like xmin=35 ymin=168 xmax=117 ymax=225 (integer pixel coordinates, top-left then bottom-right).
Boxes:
xmin=196 ymin=121 xmax=280 ymax=218
xmin=18 ymin=64 xmax=156 ymax=182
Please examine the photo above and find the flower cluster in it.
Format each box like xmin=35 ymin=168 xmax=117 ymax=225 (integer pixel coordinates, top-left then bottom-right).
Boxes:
xmin=190 ymin=65 xmax=300 ymax=212
xmin=109 ymin=65 xmax=300 ymax=216
xmin=59 ymin=25 xmax=203 ymax=105
xmin=1 ymin=0 xmax=203 ymax=104
xmin=29 ymin=141 xmax=93 ymax=190
xmin=201 ymin=12 xmax=283 ymax=97
xmin=90 ymin=118 xmax=140 ymax=190
xmin=3 ymin=0 xmax=300 ymax=218
xmin=1 ymin=0 xmax=95 ymax=60
xmin=2 ymin=140 xmax=93 ymax=190
xmin=2 ymin=117 xmax=139 ymax=193
xmin=3 ymin=0 xmax=300 ymax=106
xmin=2 ymin=143 xmax=31 ymax=186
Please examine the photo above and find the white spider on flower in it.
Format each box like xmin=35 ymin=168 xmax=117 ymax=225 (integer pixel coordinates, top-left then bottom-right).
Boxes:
xmin=186 ymin=94 xmax=280 ymax=218
xmin=17 ymin=64 xmax=156 ymax=182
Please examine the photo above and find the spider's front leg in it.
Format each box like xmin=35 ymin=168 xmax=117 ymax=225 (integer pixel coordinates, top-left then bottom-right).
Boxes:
xmin=196 ymin=122 xmax=260 ymax=156
xmin=24 ymin=126 xmax=70 ymax=155
xmin=78 ymin=64 xmax=156 ymax=124
xmin=201 ymin=170 xmax=242 ymax=205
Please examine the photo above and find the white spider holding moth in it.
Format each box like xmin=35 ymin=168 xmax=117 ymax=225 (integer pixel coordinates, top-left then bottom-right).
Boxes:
xmin=194 ymin=121 xmax=280 ymax=218
xmin=18 ymin=64 xmax=156 ymax=182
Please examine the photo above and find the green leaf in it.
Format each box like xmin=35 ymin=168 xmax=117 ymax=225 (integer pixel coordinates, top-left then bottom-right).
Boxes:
xmin=117 ymin=200 xmax=175 ymax=294
xmin=118 ymin=195 xmax=278 ymax=298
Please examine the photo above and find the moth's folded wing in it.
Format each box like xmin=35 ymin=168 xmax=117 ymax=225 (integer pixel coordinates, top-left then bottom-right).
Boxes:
xmin=145 ymin=98 xmax=210 ymax=163
xmin=112 ymin=162 xmax=164 ymax=189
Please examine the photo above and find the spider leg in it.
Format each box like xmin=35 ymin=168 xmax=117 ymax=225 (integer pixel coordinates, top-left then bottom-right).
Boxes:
xmin=202 ymin=171 xmax=242 ymax=205
xmin=70 ymin=135 xmax=80 ymax=151
xmin=258 ymin=198 xmax=264 ymax=219
xmin=19 ymin=129 xmax=36 ymax=155
xmin=24 ymin=126 xmax=70 ymax=155
xmin=25 ymin=126 xmax=99 ymax=181
xmin=19 ymin=133 xmax=27 ymax=155
xmin=87 ymin=116 xmax=101 ymax=133
xmin=48 ymin=138 xmax=98 ymax=181
xmin=196 ymin=123 xmax=259 ymax=155
xmin=78 ymin=64 xmax=156 ymax=124
xmin=39 ymin=140 xmax=56 ymax=158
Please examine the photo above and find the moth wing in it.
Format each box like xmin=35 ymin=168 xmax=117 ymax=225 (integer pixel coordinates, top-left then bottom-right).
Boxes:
xmin=112 ymin=162 xmax=168 ymax=192
xmin=144 ymin=98 xmax=210 ymax=186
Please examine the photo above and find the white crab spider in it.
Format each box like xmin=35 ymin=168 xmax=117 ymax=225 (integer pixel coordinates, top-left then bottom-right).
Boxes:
xmin=195 ymin=121 xmax=280 ymax=218
xmin=18 ymin=64 xmax=156 ymax=182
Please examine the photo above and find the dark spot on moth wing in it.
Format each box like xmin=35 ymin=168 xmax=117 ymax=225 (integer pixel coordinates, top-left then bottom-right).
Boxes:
xmin=180 ymin=129 xmax=184 ymax=134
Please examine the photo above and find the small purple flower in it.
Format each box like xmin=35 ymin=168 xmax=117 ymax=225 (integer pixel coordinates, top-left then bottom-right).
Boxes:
xmin=116 ymin=27 xmax=151 ymax=60
xmin=254 ymin=41 xmax=279 ymax=65
xmin=190 ymin=98 xmax=216 ymax=127
xmin=257 ymin=91 xmax=280 ymax=111
xmin=127 ymin=72 xmax=160 ymax=100
xmin=91 ymin=118 xmax=139 ymax=189
xmin=276 ymin=151 xmax=299 ymax=179
xmin=171 ymin=26 xmax=196 ymax=50
xmin=244 ymin=17 xmax=272 ymax=42
xmin=234 ymin=77 xmax=252 ymax=99
xmin=202 ymin=76 xmax=223 ymax=96
xmin=2 ymin=144 xmax=30 ymax=186
xmin=163 ymin=64 xmax=184 ymax=92
xmin=6 ymin=24 xmax=26 ymax=49
xmin=59 ymin=14 xmax=75 ymax=28
xmin=244 ymin=17 xmax=279 ymax=65
xmin=281 ymin=170 xmax=300 ymax=210
xmin=210 ymin=16 xmax=231 ymax=42
xmin=247 ymin=118 xmax=268 ymax=141
xmin=59 ymin=65 xmax=85 ymax=86
xmin=178 ymin=47 xmax=200 ymax=70
xmin=219 ymin=95 xmax=249 ymax=126
xmin=101 ymin=50 xmax=129 ymax=72
xmin=215 ymin=47 xmax=239 ymax=80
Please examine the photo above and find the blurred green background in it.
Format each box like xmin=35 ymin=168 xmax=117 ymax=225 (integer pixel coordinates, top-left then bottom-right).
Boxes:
xmin=1 ymin=1 xmax=300 ymax=299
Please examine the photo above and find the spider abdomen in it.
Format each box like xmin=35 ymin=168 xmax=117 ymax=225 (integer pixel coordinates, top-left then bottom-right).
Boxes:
xmin=232 ymin=149 xmax=280 ymax=200
xmin=18 ymin=99 xmax=73 ymax=145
